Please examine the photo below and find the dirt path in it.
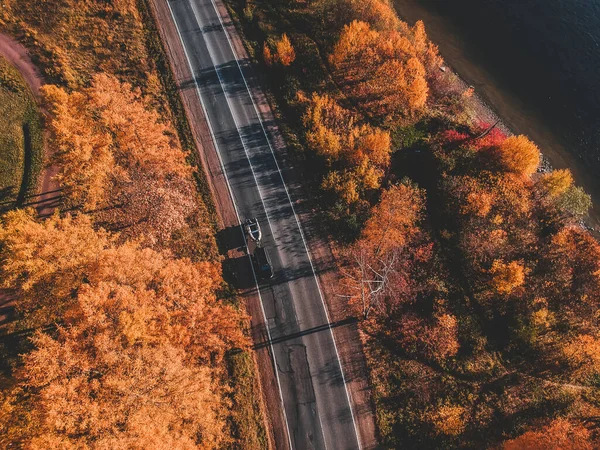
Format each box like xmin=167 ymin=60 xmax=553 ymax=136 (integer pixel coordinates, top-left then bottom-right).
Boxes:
xmin=0 ymin=33 xmax=60 ymax=328
xmin=0 ymin=32 xmax=61 ymax=218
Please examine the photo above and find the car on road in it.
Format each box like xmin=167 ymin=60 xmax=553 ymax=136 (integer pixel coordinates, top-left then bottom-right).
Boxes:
xmin=253 ymin=246 xmax=273 ymax=279
xmin=245 ymin=217 xmax=262 ymax=242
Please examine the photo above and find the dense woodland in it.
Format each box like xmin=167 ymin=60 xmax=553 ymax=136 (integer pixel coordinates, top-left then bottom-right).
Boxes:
xmin=0 ymin=1 xmax=265 ymax=448
xmin=2 ymin=0 xmax=600 ymax=448
xmin=229 ymin=0 xmax=600 ymax=448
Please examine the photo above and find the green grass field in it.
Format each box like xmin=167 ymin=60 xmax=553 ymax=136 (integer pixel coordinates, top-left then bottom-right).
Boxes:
xmin=0 ymin=55 xmax=43 ymax=210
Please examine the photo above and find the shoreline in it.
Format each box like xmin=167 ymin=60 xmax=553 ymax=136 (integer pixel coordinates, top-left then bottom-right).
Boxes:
xmin=392 ymin=0 xmax=600 ymax=233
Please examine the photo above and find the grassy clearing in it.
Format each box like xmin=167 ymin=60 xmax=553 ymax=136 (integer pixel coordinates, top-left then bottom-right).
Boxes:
xmin=0 ymin=0 xmax=155 ymax=92
xmin=0 ymin=56 xmax=43 ymax=211
xmin=226 ymin=350 xmax=269 ymax=449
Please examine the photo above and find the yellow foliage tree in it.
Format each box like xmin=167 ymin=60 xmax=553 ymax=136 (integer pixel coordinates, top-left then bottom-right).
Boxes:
xmin=321 ymin=171 xmax=360 ymax=205
xmin=428 ymin=403 xmax=467 ymax=436
xmin=539 ymin=168 xmax=574 ymax=198
xmin=496 ymin=135 xmax=541 ymax=177
xmin=303 ymin=93 xmax=391 ymax=201
xmin=275 ymin=34 xmax=296 ymax=66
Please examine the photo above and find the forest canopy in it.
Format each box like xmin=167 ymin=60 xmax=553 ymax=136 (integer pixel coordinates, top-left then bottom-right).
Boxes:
xmin=230 ymin=0 xmax=600 ymax=447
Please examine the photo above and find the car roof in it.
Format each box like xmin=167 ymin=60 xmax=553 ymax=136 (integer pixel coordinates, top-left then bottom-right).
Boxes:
xmin=255 ymin=246 xmax=270 ymax=262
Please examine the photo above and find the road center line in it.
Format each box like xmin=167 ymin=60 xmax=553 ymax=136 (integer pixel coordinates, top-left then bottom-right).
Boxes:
xmin=204 ymin=0 xmax=362 ymax=448
xmin=165 ymin=2 xmax=294 ymax=449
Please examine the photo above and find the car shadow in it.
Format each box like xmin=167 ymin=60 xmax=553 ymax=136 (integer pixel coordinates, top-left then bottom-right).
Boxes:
xmin=216 ymin=224 xmax=246 ymax=254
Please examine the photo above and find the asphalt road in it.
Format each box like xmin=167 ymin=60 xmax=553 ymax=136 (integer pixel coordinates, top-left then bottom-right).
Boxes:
xmin=165 ymin=0 xmax=361 ymax=448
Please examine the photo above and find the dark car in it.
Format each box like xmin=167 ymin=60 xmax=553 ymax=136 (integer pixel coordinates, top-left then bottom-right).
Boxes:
xmin=253 ymin=246 xmax=273 ymax=279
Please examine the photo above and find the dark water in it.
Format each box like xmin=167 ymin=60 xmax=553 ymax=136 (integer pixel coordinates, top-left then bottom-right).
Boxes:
xmin=424 ymin=0 xmax=600 ymax=167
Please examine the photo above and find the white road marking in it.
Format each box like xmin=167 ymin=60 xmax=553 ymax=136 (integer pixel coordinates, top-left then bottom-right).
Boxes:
xmin=205 ymin=0 xmax=362 ymax=448
xmin=188 ymin=0 xmax=324 ymax=445
xmin=165 ymin=2 xmax=294 ymax=449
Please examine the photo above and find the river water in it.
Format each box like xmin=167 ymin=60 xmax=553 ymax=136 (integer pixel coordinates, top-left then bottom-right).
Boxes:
xmin=420 ymin=0 xmax=600 ymax=167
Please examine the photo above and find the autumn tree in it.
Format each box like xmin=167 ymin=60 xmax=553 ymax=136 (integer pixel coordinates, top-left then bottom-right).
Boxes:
xmin=0 ymin=210 xmax=245 ymax=357
xmin=315 ymin=0 xmax=401 ymax=32
xmin=262 ymin=42 xmax=273 ymax=66
xmin=555 ymin=185 xmax=592 ymax=218
xmin=329 ymin=20 xmax=431 ymax=122
xmin=339 ymin=242 xmax=400 ymax=319
xmin=427 ymin=403 xmax=466 ymax=436
xmin=561 ymin=334 xmax=600 ymax=382
xmin=43 ymin=74 xmax=190 ymax=211
xmin=397 ymin=313 xmax=460 ymax=362
xmin=538 ymin=169 xmax=573 ymax=198
xmin=361 ymin=182 xmax=425 ymax=253
xmin=87 ymin=74 xmax=190 ymax=178
xmin=544 ymin=228 xmax=600 ymax=320
xmin=303 ymin=93 xmax=391 ymax=207
xmin=495 ymin=135 xmax=541 ymax=177
xmin=340 ymin=182 xmax=426 ymax=318
xmin=43 ymin=74 xmax=214 ymax=251
xmin=489 ymin=259 xmax=527 ymax=296
xmin=42 ymin=84 xmax=117 ymax=209
xmin=275 ymin=34 xmax=296 ymax=66
xmin=0 ymin=210 xmax=248 ymax=447
xmin=339 ymin=181 xmax=451 ymax=347
xmin=17 ymin=286 xmax=227 ymax=448
xmin=0 ymin=209 xmax=113 ymax=327
xmin=503 ymin=419 xmax=595 ymax=450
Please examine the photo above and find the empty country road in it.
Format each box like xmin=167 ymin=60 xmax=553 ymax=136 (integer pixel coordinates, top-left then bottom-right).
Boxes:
xmin=162 ymin=0 xmax=362 ymax=449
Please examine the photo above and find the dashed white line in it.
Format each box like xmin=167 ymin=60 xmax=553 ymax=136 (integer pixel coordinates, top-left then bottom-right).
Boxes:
xmin=165 ymin=2 xmax=294 ymax=449
xmin=204 ymin=0 xmax=362 ymax=448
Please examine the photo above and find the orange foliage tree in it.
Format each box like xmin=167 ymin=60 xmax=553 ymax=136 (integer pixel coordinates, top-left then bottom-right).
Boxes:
xmin=329 ymin=20 xmax=434 ymax=122
xmin=263 ymin=42 xmax=273 ymax=66
xmin=361 ymin=182 xmax=425 ymax=253
xmin=43 ymin=74 xmax=190 ymax=210
xmin=0 ymin=209 xmax=248 ymax=447
xmin=503 ymin=419 xmax=595 ymax=450
xmin=44 ymin=74 xmax=214 ymax=252
xmin=561 ymin=334 xmax=600 ymax=382
xmin=545 ymin=228 xmax=600 ymax=320
xmin=427 ymin=403 xmax=467 ymax=436
xmin=21 ymin=307 xmax=226 ymax=448
xmin=340 ymin=182 xmax=426 ymax=318
xmin=0 ymin=209 xmax=246 ymax=358
xmin=0 ymin=209 xmax=114 ymax=326
xmin=489 ymin=259 xmax=527 ymax=296
xmin=397 ymin=312 xmax=460 ymax=362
